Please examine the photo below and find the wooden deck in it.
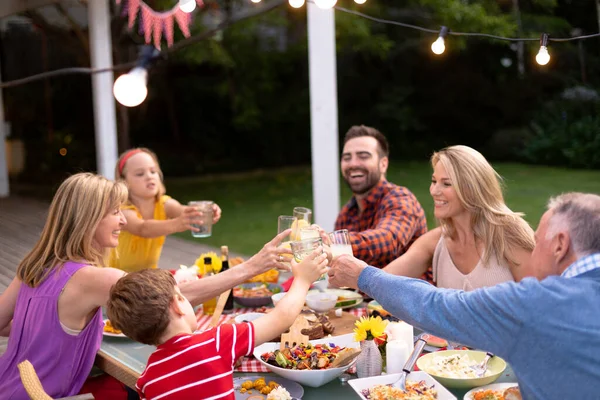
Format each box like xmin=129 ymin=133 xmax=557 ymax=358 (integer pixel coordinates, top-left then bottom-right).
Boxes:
xmin=0 ymin=195 xmax=247 ymax=356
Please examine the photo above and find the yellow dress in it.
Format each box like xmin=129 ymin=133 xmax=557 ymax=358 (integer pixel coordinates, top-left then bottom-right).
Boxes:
xmin=108 ymin=195 xmax=171 ymax=273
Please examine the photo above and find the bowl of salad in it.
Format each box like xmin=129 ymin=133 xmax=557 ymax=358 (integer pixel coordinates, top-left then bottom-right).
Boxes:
xmin=233 ymin=282 xmax=283 ymax=307
xmin=253 ymin=333 xmax=360 ymax=387
xmin=416 ymin=350 xmax=506 ymax=389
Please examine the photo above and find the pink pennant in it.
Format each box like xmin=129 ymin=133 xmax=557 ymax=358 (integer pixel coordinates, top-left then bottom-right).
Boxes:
xmin=196 ymin=0 xmax=204 ymax=6
xmin=141 ymin=5 xmax=153 ymax=43
xmin=174 ymin=8 xmax=191 ymax=38
xmin=153 ymin=16 xmax=163 ymax=49
xmin=164 ymin=15 xmax=174 ymax=47
xmin=128 ymin=0 xmax=140 ymax=29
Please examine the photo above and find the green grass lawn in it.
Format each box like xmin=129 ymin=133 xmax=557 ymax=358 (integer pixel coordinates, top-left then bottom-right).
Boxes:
xmin=167 ymin=162 xmax=600 ymax=256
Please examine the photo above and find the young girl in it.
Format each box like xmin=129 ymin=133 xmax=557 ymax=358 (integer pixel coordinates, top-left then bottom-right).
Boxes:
xmin=109 ymin=148 xmax=222 ymax=272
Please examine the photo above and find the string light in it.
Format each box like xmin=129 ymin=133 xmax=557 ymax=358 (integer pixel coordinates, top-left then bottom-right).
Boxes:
xmin=354 ymin=0 xmax=367 ymax=4
xmin=536 ymin=33 xmax=550 ymax=66
xmin=179 ymin=0 xmax=196 ymax=13
xmin=5 ymin=2 xmax=600 ymax=91
xmin=314 ymin=0 xmax=337 ymax=9
xmin=431 ymin=26 xmax=448 ymax=55
xmin=251 ymin=0 xmax=261 ymax=3
xmin=289 ymin=0 xmax=305 ymax=7
xmin=113 ymin=68 xmax=148 ymax=107
xmin=113 ymin=46 xmax=159 ymax=107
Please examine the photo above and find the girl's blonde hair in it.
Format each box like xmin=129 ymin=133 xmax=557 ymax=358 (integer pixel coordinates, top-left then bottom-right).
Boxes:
xmin=17 ymin=173 xmax=128 ymax=287
xmin=114 ymin=147 xmax=166 ymax=203
xmin=431 ymin=145 xmax=534 ymax=267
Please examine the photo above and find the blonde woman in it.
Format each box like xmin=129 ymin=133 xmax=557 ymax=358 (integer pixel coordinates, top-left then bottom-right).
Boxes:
xmin=384 ymin=145 xmax=535 ymax=290
xmin=0 ymin=173 xmax=291 ymax=399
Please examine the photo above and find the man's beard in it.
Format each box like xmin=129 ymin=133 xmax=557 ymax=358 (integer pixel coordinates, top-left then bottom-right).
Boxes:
xmin=343 ymin=167 xmax=382 ymax=196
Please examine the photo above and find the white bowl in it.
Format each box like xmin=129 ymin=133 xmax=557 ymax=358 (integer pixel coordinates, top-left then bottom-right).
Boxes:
xmin=234 ymin=312 xmax=265 ymax=324
xmin=271 ymin=292 xmax=286 ymax=306
xmin=348 ymin=370 xmax=457 ymax=400
xmin=253 ymin=333 xmax=359 ymax=387
xmin=305 ymin=292 xmax=338 ymax=313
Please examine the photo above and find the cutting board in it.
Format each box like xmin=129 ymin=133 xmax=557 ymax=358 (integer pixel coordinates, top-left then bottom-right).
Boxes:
xmin=227 ymin=309 xmax=359 ymax=341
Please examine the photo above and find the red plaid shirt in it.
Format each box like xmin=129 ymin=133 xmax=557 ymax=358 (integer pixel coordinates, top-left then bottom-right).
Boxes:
xmin=335 ymin=179 xmax=428 ymax=270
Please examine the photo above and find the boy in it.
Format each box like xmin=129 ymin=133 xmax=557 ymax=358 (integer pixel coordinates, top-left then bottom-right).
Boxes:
xmin=106 ymin=249 xmax=328 ymax=400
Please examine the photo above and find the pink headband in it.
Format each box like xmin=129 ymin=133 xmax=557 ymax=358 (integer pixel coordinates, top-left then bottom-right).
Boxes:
xmin=118 ymin=149 xmax=143 ymax=176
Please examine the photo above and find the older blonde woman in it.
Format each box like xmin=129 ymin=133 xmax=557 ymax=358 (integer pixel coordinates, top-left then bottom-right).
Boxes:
xmin=384 ymin=145 xmax=535 ymax=290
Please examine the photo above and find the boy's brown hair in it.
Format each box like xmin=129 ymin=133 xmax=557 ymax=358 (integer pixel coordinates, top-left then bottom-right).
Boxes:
xmin=107 ymin=269 xmax=177 ymax=345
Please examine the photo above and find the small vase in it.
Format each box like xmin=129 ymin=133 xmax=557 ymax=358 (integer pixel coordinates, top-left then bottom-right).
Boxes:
xmin=356 ymin=339 xmax=383 ymax=378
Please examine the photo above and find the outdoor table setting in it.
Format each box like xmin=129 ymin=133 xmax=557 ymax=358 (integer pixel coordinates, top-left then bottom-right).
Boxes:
xmin=96 ymin=207 xmax=517 ymax=399
xmin=97 ymin=291 xmax=517 ymax=400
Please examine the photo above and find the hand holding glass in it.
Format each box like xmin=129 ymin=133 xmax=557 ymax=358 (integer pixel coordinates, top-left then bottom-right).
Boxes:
xmin=290 ymin=237 xmax=327 ymax=282
xmin=188 ymin=201 xmax=214 ymax=238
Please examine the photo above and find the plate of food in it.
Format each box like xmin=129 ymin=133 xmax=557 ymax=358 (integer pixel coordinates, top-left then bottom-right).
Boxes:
xmin=307 ymin=288 xmax=363 ymax=309
xmin=233 ymin=283 xmax=283 ymax=307
xmin=103 ymin=319 xmax=126 ymax=338
xmin=416 ymin=350 xmax=506 ymax=389
xmin=233 ymin=375 xmax=303 ymax=400
xmin=253 ymin=333 xmax=360 ymax=387
xmin=348 ymin=370 xmax=457 ymax=400
xmin=464 ymin=383 xmax=521 ymax=400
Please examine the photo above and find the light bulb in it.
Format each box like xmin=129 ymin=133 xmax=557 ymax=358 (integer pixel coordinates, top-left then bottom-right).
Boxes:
xmin=354 ymin=0 xmax=367 ymax=3
xmin=431 ymin=37 xmax=445 ymax=55
xmin=314 ymin=0 xmax=337 ymax=9
xmin=113 ymin=68 xmax=148 ymax=107
xmin=179 ymin=0 xmax=196 ymax=13
xmin=289 ymin=0 xmax=305 ymax=7
xmin=536 ymin=46 xmax=550 ymax=66
xmin=251 ymin=0 xmax=261 ymax=3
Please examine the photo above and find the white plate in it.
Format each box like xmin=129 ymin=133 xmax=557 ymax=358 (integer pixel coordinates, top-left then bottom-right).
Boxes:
xmin=348 ymin=370 xmax=457 ymax=400
xmin=253 ymin=333 xmax=360 ymax=387
xmin=103 ymin=319 xmax=127 ymax=338
xmin=233 ymin=375 xmax=304 ymax=399
xmin=464 ymin=382 xmax=520 ymax=400
xmin=307 ymin=288 xmax=363 ymax=309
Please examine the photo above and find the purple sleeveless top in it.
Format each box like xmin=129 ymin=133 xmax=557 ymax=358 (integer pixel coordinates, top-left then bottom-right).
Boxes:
xmin=0 ymin=261 xmax=103 ymax=399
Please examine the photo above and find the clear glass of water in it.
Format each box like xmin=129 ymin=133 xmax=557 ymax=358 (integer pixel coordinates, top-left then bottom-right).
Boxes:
xmin=188 ymin=201 xmax=214 ymax=238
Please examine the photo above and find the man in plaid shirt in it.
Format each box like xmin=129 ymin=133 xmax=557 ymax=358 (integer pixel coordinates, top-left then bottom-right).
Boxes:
xmin=335 ymin=125 xmax=428 ymax=272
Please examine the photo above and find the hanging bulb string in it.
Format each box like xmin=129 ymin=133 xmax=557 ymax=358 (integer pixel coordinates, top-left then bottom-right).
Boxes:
xmin=3 ymin=0 xmax=600 ymax=89
xmin=332 ymin=4 xmax=600 ymax=43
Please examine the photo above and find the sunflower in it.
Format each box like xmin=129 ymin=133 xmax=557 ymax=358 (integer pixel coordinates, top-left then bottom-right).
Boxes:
xmin=194 ymin=252 xmax=223 ymax=275
xmin=353 ymin=316 xmax=388 ymax=341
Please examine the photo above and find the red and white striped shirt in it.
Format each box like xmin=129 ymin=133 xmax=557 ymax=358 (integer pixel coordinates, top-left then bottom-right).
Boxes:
xmin=136 ymin=323 xmax=255 ymax=400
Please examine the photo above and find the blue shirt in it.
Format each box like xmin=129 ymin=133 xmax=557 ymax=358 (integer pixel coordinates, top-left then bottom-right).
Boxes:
xmin=358 ymin=254 xmax=600 ymax=400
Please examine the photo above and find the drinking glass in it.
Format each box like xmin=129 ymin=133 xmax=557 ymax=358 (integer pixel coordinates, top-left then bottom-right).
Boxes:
xmin=290 ymin=237 xmax=326 ymax=282
xmin=188 ymin=201 xmax=214 ymax=238
xmin=329 ymin=229 xmax=354 ymax=258
xmin=293 ymin=207 xmax=312 ymax=224
xmin=278 ymin=215 xmax=297 ymax=265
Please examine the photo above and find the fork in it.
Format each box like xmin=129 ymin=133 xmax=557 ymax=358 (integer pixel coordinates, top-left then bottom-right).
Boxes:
xmin=470 ymin=352 xmax=494 ymax=377
xmin=392 ymin=337 xmax=427 ymax=391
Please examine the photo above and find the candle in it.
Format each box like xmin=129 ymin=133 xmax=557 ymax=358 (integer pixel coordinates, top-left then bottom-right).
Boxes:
xmin=386 ymin=339 xmax=409 ymax=374
xmin=386 ymin=321 xmax=414 ymax=353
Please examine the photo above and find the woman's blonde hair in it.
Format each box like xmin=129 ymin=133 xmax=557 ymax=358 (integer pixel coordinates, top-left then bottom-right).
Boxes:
xmin=431 ymin=145 xmax=534 ymax=267
xmin=114 ymin=147 xmax=166 ymax=203
xmin=17 ymin=173 xmax=128 ymax=287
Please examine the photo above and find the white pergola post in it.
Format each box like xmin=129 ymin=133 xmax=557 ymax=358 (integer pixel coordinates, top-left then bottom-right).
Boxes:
xmin=0 ymin=53 xmax=9 ymax=198
xmin=307 ymin=2 xmax=340 ymax=231
xmin=88 ymin=0 xmax=118 ymax=179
